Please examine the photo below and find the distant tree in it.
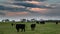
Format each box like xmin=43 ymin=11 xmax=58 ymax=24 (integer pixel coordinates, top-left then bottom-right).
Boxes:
xmin=31 ymin=19 xmax=36 ymax=22
xmin=21 ymin=19 xmax=27 ymax=22
xmin=40 ymin=19 xmax=44 ymax=21
xmin=12 ymin=20 xmax=15 ymax=22
xmin=2 ymin=20 xmax=5 ymax=22
xmin=27 ymin=19 xmax=30 ymax=22
xmin=5 ymin=19 xmax=9 ymax=22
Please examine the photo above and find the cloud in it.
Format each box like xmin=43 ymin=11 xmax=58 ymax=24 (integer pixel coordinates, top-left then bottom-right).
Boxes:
xmin=39 ymin=0 xmax=47 ymax=2
xmin=0 ymin=0 xmax=60 ymax=17
xmin=0 ymin=1 xmax=58 ymax=16
xmin=26 ymin=1 xmax=40 ymax=4
xmin=14 ymin=0 xmax=47 ymax=2
xmin=0 ymin=12 xmax=5 ymax=15
xmin=4 ymin=5 xmax=26 ymax=8
xmin=11 ymin=1 xmax=55 ymax=9
xmin=25 ymin=1 xmax=44 ymax=5
xmin=15 ymin=0 xmax=33 ymax=1
xmin=28 ymin=7 xmax=48 ymax=14
xmin=45 ymin=9 xmax=60 ymax=16
xmin=6 ymin=12 xmax=29 ymax=16
xmin=12 ymin=2 xmax=40 ymax=8
xmin=41 ymin=3 xmax=60 ymax=16
xmin=0 ymin=5 xmax=27 ymax=12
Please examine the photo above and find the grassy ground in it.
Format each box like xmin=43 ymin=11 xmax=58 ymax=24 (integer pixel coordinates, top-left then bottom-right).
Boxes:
xmin=0 ymin=22 xmax=60 ymax=34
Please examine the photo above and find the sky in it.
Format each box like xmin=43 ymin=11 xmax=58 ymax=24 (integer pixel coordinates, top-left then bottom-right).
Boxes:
xmin=0 ymin=0 xmax=60 ymax=21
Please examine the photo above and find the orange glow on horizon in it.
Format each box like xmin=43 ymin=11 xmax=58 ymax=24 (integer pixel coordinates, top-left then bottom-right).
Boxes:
xmin=29 ymin=8 xmax=48 ymax=13
xmin=29 ymin=1 xmax=41 ymax=4
xmin=6 ymin=12 xmax=29 ymax=16
xmin=26 ymin=1 xmax=42 ymax=5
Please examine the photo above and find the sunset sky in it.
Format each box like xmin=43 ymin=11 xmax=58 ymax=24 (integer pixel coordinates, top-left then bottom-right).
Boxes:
xmin=0 ymin=0 xmax=60 ymax=21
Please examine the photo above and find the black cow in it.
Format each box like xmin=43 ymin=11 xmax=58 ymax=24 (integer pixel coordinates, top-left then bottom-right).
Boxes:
xmin=36 ymin=21 xmax=39 ymax=24
xmin=56 ymin=21 xmax=58 ymax=24
xmin=11 ymin=23 xmax=14 ymax=26
xmin=40 ymin=21 xmax=45 ymax=24
xmin=31 ymin=24 xmax=36 ymax=31
xmin=16 ymin=24 xmax=25 ymax=32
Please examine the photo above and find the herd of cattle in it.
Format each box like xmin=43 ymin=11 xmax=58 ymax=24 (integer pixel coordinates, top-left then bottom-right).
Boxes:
xmin=36 ymin=21 xmax=59 ymax=24
xmin=11 ymin=23 xmax=36 ymax=32
xmin=11 ymin=21 xmax=59 ymax=32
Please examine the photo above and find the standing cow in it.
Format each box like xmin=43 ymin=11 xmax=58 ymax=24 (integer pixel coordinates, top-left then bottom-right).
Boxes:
xmin=36 ymin=21 xmax=39 ymax=24
xmin=11 ymin=23 xmax=14 ymax=26
xmin=31 ymin=24 xmax=36 ymax=31
xmin=40 ymin=21 xmax=45 ymax=24
xmin=16 ymin=24 xmax=25 ymax=32
xmin=56 ymin=21 xmax=58 ymax=24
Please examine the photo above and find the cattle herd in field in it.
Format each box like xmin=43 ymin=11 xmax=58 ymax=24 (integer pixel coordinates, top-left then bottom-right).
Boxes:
xmin=11 ymin=21 xmax=59 ymax=32
xmin=11 ymin=23 xmax=36 ymax=32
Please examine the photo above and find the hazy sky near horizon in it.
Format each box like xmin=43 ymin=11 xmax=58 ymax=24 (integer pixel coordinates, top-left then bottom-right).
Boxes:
xmin=0 ymin=0 xmax=60 ymax=21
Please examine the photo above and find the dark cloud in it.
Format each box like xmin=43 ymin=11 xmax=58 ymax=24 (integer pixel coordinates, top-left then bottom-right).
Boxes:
xmin=0 ymin=5 xmax=5 ymax=10
xmin=13 ymin=2 xmax=39 ymax=8
xmin=43 ymin=9 xmax=60 ymax=16
xmin=14 ymin=0 xmax=47 ymax=2
xmin=44 ymin=4 xmax=60 ymax=16
xmin=39 ymin=0 xmax=47 ymax=2
xmin=12 ymin=2 xmax=53 ymax=9
xmin=0 ymin=1 xmax=60 ymax=19
xmin=0 ymin=12 xmax=5 ymax=15
xmin=0 ymin=0 xmax=60 ymax=20
xmin=15 ymin=0 xmax=36 ymax=1
xmin=0 ymin=5 xmax=27 ymax=12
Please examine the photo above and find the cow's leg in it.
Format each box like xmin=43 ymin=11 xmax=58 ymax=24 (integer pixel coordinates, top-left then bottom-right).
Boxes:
xmin=33 ymin=28 xmax=34 ymax=30
xmin=21 ymin=29 xmax=23 ymax=32
xmin=31 ymin=28 xmax=34 ymax=31
xmin=24 ymin=28 xmax=25 ymax=32
xmin=32 ymin=28 xmax=33 ymax=31
xmin=21 ymin=29 xmax=25 ymax=32
xmin=43 ymin=22 xmax=45 ymax=24
xmin=31 ymin=27 xmax=35 ymax=31
xmin=16 ymin=28 xmax=19 ymax=32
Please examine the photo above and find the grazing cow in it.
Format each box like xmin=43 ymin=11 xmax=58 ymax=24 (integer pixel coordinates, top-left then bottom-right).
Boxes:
xmin=40 ymin=21 xmax=45 ymax=24
xmin=56 ymin=21 xmax=58 ymax=24
xmin=36 ymin=21 xmax=39 ymax=24
xmin=16 ymin=24 xmax=25 ymax=32
xmin=31 ymin=24 xmax=36 ymax=31
xmin=11 ymin=23 xmax=14 ymax=26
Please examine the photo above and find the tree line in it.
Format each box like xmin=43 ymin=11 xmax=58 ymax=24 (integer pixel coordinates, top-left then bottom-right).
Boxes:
xmin=1 ymin=19 xmax=60 ymax=23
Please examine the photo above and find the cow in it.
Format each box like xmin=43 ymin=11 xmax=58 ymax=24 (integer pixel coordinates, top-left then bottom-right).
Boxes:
xmin=31 ymin=24 xmax=36 ymax=31
xmin=56 ymin=21 xmax=58 ymax=24
xmin=40 ymin=21 xmax=45 ymax=24
xmin=11 ymin=23 xmax=14 ymax=26
xmin=36 ymin=21 xmax=39 ymax=24
xmin=16 ymin=24 xmax=25 ymax=32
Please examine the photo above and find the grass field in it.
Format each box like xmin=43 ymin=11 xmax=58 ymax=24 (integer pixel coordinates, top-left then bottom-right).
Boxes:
xmin=0 ymin=22 xmax=60 ymax=34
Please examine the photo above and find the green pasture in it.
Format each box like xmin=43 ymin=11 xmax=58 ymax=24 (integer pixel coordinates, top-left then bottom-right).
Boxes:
xmin=0 ymin=22 xmax=60 ymax=34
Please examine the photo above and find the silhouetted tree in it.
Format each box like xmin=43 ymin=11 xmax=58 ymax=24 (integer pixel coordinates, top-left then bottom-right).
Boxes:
xmin=21 ymin=19 xmax=27 ymax=22
xmin=5 ymin=19 xmax=9 ymax=22
xmin=27 ymin=19 xmax=30 ymax=22
xmin=31 ymin=19 xmax=36 ymax=22
xmin=2 ymin=20 xmax=5 ymax=22
xmin=12 ymin=20 xmax=15 ymax=22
